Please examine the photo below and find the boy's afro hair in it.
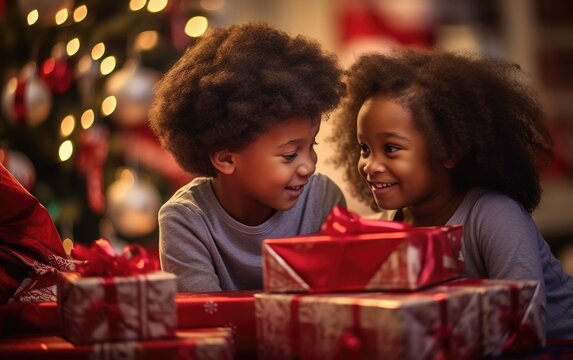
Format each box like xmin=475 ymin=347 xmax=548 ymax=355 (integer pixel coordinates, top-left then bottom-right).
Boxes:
xmin=149 ymin=21 xmax=345 ymax=177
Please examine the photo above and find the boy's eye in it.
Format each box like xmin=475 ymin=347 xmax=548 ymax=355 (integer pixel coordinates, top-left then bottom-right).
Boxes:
xmin=359 ymin=143 xmax=370 ymax=157
xmin=283 ymin=153 xmax=297 ymax=161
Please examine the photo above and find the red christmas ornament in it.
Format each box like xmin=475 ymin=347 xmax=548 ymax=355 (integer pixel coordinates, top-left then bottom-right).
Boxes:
xmin=40 ymin=57 xmax=74 ymax=94
xmin=1 ymin=63 xmax=52 ymax=127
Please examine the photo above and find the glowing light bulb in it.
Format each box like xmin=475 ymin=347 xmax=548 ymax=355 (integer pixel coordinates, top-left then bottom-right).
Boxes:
xmin=185 ymin=16 xmax=208 ymax=38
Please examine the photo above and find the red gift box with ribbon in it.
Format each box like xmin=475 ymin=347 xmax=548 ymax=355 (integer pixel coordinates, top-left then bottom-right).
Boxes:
xmin=436 ymin=278 xmax=545 ymax=356
xmin=263 ymin=206 xmax=465 ymax=293
xmin=0 ymin=328 xmax=234 ymax=360
xmin=255 ymin=288 xmax=482 ymax=360
xmin=57 ymin=239 xmax=177 ymax=344
xmin=176 ymin=291 xmax=258 ymax=360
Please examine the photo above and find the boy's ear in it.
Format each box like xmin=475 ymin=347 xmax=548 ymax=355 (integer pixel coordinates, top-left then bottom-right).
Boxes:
xmin=210 ymin=151 xmax=236 ymax=175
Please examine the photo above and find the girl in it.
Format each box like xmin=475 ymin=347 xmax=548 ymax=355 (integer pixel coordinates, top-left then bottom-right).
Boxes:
xmin=331 ymin=49 xmax=573 ymax=339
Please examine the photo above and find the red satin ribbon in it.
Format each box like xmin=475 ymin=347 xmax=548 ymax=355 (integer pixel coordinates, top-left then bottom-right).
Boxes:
xmin=72 ymin=238 xmax=158 ymax=277
xmin=500 ymin=284 xmax=539 ymax=354
xmin=321 ymin=206 xmax=408 ymax=235
xmin=75 ymin=126 xmax=109 ymax=215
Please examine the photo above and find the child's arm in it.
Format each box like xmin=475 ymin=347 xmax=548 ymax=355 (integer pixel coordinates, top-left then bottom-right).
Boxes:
xmin=462 ymin=192 xmax=547 ymax=317
xmin=158 ymin=203 xmax=222 ymax=292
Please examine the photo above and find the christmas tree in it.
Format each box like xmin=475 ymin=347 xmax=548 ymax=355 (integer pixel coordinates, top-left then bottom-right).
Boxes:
xmin=0 ymin=0 xmax=225 ymax=251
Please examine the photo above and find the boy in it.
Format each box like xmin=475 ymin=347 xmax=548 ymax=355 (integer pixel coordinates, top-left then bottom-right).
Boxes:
xmin=148 ymin=22 xmax=346 ymax=292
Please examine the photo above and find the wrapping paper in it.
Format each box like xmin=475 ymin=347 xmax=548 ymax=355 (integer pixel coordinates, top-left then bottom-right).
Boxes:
xmin=0 ymin=328 xmax=234 ymax=360
xmin=256 ymin=289 xmax=481 ymax=360
xmin=263 ymin=207 xmax=464 ymax=292
xmin=57 ymin=271 xmax=177 ymax=344
xmin=437 ymin=278 xmax=545 ymax=356
xmin=0 ymin=163 xmax=76 ymax=304
xmin=176 ymin=291 xmax=258 ymax=359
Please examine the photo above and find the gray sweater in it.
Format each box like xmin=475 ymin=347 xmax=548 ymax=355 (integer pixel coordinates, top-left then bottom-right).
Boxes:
xmin=158 ymin=173 xmax=346 ymax=292
xmin=447 ymin=188 xmax=573 ymax=339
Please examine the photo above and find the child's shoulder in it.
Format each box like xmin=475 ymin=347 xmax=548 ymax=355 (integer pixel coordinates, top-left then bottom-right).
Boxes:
xmin=160 ymin=177 xmax=212 ymax=214
xmin=467 ymin=188 xmax=531 ymax=224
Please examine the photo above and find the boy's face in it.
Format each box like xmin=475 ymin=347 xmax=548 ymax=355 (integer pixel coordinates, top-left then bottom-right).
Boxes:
xmin=356 ymin=95 xmax=454 ymax=214
xmin=225 ymin=117 xmax=319 ymax=224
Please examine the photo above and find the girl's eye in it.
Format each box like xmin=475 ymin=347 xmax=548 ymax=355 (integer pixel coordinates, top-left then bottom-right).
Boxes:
xmin=384 ymin=144 xmax=400 ymax=153
xmin=283 ymin=153 xmax=297 ymax=162
xmin=359 ymin=143 xmax=370 ymax=157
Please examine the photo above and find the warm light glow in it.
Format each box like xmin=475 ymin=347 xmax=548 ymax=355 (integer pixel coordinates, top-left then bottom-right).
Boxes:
xmin=119 ymin=168 xmax=136 ymax=185
xmin=27 ymin=10 xmax=39 ymax=25
xmin=55 ymin=8 xmax=69 ymax=25
xmin=185 ymin=16 xmax=209 ymax=38
xmin=100 ymin=56 xmax=116 ymax=75
xmin=60 ymin=115 xmax=76 ymax=137
xmin=81 ymin=109 xmax=95 ymax=129
xmin=62 ymin=238 xmax=74 ymax=256
xmin=135 ymin=31 xmax=159 ymax=51
xmin=76 ymin=55 xmax=92 ymax=74
xmin=200 ymin=0 xmax=225 ymax=11
xmin=73 ymin=5 xmax=88 ymax=22
xmin=91 ymin=43 xmax=105 ymax=60
xmin=129 ymin=0 xmax=146 ymax=11
xmin=66 ymin=38 xmax=80 ymax=56
xmin=101 ymin=96 xmax=117 ymax=116
xmin=59 ymin=140 xmax=74 ymax=161
xmin=5 ymin=77 xmax=17 ymax=93
xmin=147 ymin=0 xmax=168 ymax=13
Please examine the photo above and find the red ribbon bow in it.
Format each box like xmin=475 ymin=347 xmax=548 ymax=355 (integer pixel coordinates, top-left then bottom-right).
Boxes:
xmin=72 ymin=238 xmax=158 ymax=277
xmin=321 ymin=205 xmax=408 ymax=235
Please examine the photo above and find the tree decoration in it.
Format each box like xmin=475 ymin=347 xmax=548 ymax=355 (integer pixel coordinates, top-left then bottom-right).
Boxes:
xmin=1 ymin=62 xmax=52 ymax=127
xmin=104 ymin=58 xmax=161 ymax=127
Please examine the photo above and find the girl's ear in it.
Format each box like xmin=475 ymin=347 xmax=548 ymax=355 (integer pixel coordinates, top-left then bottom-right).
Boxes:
xmin=210 ymin=151 xmax=236 ymax=175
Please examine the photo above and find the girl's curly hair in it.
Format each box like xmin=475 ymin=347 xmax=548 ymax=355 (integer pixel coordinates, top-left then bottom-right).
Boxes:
xmin=149 ymin=21 xmax=345 ymax=177
xmin=330 ymin=49 xmax=553 ymax=213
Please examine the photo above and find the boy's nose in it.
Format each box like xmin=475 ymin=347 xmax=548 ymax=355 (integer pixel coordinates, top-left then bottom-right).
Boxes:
xmin=298 ymin=154 xmax=317 ymax=177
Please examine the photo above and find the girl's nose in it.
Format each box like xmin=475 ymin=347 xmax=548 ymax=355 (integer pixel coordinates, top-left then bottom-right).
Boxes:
xmin=360 ymin=157 xmax=386 ymax=176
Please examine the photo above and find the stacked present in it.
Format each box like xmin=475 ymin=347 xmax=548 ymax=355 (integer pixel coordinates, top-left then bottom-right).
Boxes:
xmin=0 ymin=239 xmax=236 ymax=360
xmin=256 ymin=206 xmax=545 ymax=359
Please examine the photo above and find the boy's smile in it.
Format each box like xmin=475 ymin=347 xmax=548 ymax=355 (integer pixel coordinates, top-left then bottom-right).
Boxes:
xmin=211 ymin=117 xmax=319 ymax=226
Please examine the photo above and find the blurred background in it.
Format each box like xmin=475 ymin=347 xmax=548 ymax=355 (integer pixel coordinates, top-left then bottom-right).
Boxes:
xmin=1 ymin=0 xmax=572 ymax=272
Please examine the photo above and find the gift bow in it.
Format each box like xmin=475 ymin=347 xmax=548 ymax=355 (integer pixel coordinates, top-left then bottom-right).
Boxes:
xmin=72 ymin=238 xmax=158 ymax=277
xmin=321 ymin=205 xmax=408 ymax=235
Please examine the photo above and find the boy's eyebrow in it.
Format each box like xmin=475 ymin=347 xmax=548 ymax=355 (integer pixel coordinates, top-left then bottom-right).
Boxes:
xmin=278 ymin=138 xmax=306 ymax=148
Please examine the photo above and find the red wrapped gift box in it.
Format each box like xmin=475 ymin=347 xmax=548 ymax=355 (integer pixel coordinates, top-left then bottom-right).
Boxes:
xmin=256 ymin=289 xmax=482 ymax=360
xmin=0 ymin=301 xmax=58 ymax=336
xmin=176 ymin=291 xmax=257 ymax=360
xmin=57 ymin=271 xmax=177 ymax=344
xmin=0 ymin=290 xmax=257 ymax=359
xmin=437 ymin=278 xmax=545 ymax=356
xmin=0 ymin=328 xmax=234 ymax=360
xmin=263 ymin=206 xmax=465 ymax=293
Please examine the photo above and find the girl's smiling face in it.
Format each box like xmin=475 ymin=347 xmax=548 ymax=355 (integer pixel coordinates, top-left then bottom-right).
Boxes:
xmin=356 ymin=95 xmax=456 ymax=218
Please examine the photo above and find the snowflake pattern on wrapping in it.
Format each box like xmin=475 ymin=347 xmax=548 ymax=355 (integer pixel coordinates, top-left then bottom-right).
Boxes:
xmin=203 ymin=301 xmax=218 ymax=315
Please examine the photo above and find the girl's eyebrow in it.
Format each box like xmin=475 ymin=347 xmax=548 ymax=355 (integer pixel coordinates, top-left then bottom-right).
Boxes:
xmin=379 ymin=131 xmax=412 ymax=142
